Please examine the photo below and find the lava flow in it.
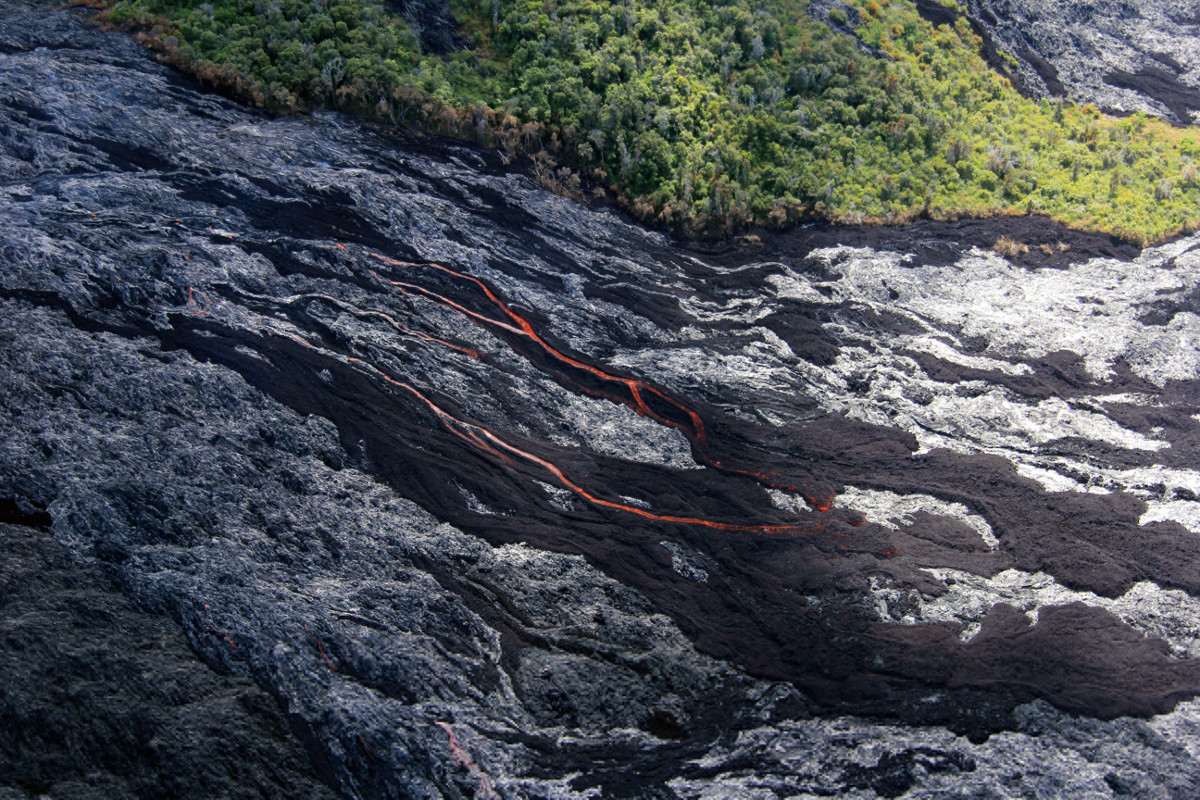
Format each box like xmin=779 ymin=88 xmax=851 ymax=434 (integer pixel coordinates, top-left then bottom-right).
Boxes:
xmin=174 ymin=244 xmax=844 ymax=533
xmin=364 ymin=251 xmax=835 ymax=511
xmin=366 ymin=252 xmax=707 ymax=443
xmin=210 ymin=291 xmax=833 ymax=535
xmin=346 ymin=341 xmax=825 ymax=535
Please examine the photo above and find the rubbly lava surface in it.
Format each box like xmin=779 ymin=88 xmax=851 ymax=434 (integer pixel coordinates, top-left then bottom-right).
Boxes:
xmin=5 ymin=2 xmax=1200 ymax=797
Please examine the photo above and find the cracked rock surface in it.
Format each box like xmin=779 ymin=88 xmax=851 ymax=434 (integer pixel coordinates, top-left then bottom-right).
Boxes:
xmin=0 ymin=520 xmax=340 ymax=800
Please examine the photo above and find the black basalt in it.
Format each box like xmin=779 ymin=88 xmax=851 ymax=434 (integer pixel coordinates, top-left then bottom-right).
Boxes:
xmin=962 ymin=0 xmax=1200 ymax=123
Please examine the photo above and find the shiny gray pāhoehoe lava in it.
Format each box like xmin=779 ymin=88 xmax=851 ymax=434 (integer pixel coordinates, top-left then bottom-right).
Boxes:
xmin=5 ymin=2 xmax=1200 ymax=797
xmin=947 ymin=0 xmax=1200 ymax=123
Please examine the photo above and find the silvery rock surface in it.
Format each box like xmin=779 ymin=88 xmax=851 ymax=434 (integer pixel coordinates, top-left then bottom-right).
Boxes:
xmin=4 ymin=2 xmax=1200 ymax=798
xmin=958 ymin=0 xmax=1200 ymax=122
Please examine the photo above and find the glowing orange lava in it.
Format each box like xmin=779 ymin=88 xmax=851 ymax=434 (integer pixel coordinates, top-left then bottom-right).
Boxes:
xmin=363 ymin=253 xmax=840 ymax=511
xmin=267 ymin=326 xmax=824 ymax=534
xmin=185 ymin=286 xmax=214 ymax=316
xmin=434 ymin=721 xmax=497 ymax=800
xmin=366 ymin=253 xmax=707 ymax=443
xmin=179 ymin=246 xmax=845 ymax=535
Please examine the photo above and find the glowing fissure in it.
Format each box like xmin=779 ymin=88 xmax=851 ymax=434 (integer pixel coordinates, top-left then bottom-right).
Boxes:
xmin=434 ymin=721 xmax=497 ymax=800
xmin=185 ymin=286 xmax=215 ymax=316
xmin=201 ymin=295 xmax=822 ymax=534
xmin=711 ymin=459 xmax=835 ymax=513
xmin=353 ymin=346 xmax=819 ymax=534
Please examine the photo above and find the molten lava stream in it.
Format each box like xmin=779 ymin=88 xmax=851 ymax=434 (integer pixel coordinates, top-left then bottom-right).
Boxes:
xmin=270 ymin=322 xmax=830 ymax=535
xmin=364 ymin=253 xmax=835 ymax=510
xmin=367 ymin=254 xmax=705 ymax=438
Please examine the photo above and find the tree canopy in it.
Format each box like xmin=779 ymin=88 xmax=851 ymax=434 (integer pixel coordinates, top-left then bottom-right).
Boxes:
xmin=102 ymin=0 xmax=1200 ymax=242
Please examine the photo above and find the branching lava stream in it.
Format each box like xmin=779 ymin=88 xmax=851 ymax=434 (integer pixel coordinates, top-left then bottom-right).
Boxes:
xmin=194 ymin=236 xmax=851 ymax=536
xmin=363 ymin=250 xmax=839 ymax=516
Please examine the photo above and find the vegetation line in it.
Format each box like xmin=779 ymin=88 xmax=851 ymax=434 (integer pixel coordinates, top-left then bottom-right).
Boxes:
xmin=88 ymin=0 xmax=1200 ymax=243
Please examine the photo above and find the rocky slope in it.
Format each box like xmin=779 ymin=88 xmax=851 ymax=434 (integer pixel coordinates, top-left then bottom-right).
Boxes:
xmin=955 ymin=0 xmax=1200 ymax=122
xmin=4 ymin=2 xmax=1200 ymax=797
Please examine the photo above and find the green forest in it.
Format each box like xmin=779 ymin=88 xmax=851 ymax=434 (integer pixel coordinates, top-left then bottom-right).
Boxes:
xmin=97 ymin=0 xmax=1200 ymax=242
